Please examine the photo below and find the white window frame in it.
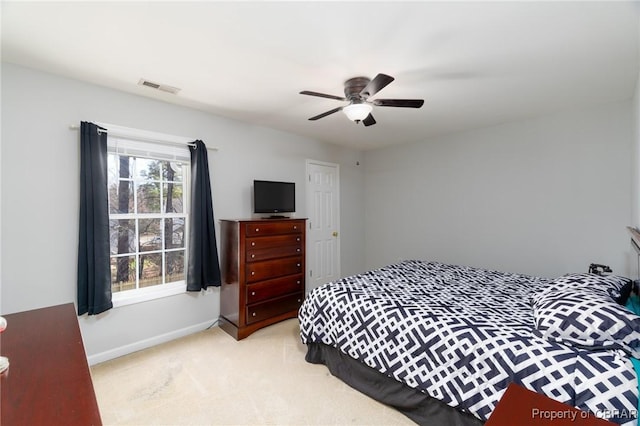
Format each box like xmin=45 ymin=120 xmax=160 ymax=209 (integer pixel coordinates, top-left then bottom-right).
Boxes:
xmin=104 ymin=124 xmax=193 ymax=308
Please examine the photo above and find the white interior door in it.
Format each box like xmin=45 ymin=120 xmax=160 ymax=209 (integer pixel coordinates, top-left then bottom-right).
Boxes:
xmin=306 ymin=160 xmax=340 ymax=293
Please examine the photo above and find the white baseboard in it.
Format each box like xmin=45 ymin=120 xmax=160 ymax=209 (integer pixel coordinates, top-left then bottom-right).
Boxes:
xmin=87 ymin=319 xmax=218 ymax=366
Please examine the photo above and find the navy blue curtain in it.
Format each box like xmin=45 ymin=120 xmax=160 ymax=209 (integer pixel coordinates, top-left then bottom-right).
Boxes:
xmin=187 ymin=140 xmax=221 ymax=291
xmin=77 ymin=122 xmax=113 ymax=315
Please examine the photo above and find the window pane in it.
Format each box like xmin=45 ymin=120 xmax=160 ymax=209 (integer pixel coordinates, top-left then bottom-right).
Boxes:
xmin=111 ymin=255 xmax=136 ymax=292
xmin=139 ymin=253 xmax=162 ymax=288
xmin=109 ymin=219 xmax=136 ymax=255
xmin=165 ymin=251 xmax=185 ymax=283
xmin=109 ymin=180 xmax=134 ymax=214
xmin=163 ymin=183 xmax=184 ymax=213
xmin=137 ymin=181 xmax=161 ymax=213
xmin=139 ymin=218 xmax=162 ymax=252
xmin=164 ymin=218 xmax=185 ymax=249
xmin=164 ymin=161 xmax=183 ymax=182
xmin=108 ymin=154 xmax=133 ymax=180
xmin=108 ymin=155 xmax=134 ymax=214
xmin=136 ymin=158 xmax=162 ymax=180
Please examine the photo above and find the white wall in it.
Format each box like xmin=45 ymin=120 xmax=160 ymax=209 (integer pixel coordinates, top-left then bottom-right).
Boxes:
xmin=630 ymin=17 xmax=640 ymax=279
xmin=0 ymin=63 xmax=365 ymax=362
xmin=633 ymin=77 xmax=640 ymax=231
xmin=633 ymin=84 xmax=639 ymax=230
xmin=364 ymin=101 xmax=633 ymax=279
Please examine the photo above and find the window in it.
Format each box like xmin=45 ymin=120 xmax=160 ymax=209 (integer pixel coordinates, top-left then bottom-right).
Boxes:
xmin=106 ymin=135 xmax=191 ymax=306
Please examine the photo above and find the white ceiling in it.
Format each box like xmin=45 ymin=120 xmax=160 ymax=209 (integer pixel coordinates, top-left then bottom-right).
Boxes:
xmin=2 ymin=1 xmax=639 ymax=150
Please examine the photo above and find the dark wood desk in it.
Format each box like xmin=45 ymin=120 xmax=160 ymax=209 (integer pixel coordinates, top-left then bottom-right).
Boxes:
xmin=0 ymin=303 xmax=102 ymax=425
xmin=486 ymin=383 xmax=615 ymax=426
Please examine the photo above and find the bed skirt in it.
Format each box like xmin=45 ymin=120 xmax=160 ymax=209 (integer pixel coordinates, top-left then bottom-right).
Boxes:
xmin=305 ymin=342 xmax=485 ymax=426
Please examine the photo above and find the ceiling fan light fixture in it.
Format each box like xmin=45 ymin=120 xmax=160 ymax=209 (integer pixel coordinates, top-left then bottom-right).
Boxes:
xmin=343 ymin=103 xmax=372 ymax=122
xmin=300 ymin=73 xmax=424 ymax=126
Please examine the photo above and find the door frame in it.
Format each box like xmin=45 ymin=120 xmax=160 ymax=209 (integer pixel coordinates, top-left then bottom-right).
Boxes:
xmin=305 ymin=159 xmax=341 ymax=292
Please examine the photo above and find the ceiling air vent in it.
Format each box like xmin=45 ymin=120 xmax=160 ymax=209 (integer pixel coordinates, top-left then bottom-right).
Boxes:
xmin=138 ymin=78 xmax=181 ymax=94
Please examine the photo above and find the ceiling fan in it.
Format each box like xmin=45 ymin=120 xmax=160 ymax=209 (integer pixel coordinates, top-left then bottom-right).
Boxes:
xmin=299 ymin=73 xmax=424 ymax=127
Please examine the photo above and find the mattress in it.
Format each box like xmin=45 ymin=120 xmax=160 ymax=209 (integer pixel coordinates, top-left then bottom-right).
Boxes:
xmin=298 ymin=260 xmax=638 ymax=425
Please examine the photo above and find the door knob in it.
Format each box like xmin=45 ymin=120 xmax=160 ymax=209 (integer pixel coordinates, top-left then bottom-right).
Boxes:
xmin=332 ymin=231 xmax=339 ymax=237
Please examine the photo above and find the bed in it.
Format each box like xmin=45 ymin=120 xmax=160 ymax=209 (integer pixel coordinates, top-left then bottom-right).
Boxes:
xmin=298 ymin=260 xmax=639 ymax=425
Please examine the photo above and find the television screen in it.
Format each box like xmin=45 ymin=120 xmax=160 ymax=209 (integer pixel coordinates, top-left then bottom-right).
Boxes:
xmin=253 ymin=180 xmax=295 ymax=214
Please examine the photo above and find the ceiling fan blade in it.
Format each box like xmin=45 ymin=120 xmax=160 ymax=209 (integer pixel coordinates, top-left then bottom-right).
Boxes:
xmin=360 ymin=73 xmax=394 ymax=99
xmin=308 ymin=106 xmax=343 ymax=121
xmin=300 ymin=90 xmax=346 ymax=101
xmin=372 ymin=99 xmax=424 ymax=108
xmin=362 ymin=113 xmax=376 ymax=127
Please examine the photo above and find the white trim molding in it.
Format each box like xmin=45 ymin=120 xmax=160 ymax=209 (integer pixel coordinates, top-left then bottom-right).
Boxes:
xmin=87 ymin=319 xmax=217 ymax=365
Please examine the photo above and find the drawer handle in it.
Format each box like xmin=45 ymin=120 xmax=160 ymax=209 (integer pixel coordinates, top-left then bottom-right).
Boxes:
xmin=251 ymin=291 xmax=256 ymax=296
xmin=251 ymin=242 xmax=256 ymax=246
xmin=255 ymin=228 xmax=259 ymax=232
xmin=297 ymin=280 xmax=301 ymax=284
xmin=297 ymin=299 xmax=301 ymax=303
xmin=296 ymin=248 xmax=301 ymax=252
xmin=251 ymin=254 xmax=255 ymax=258
xmin=251 ymin=271 xmax=255 ymax=276
xmin=293 ymin=225 xmax=297 ymax=230
xmin=296 ymin=237 xmax=300 ymax=242
xmin=297 ymin=263 xmax=301 ymax=267
xmin=252 ymin=312 xmax=256 ymax=317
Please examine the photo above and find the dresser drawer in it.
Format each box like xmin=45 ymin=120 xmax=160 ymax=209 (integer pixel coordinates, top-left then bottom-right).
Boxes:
xmin=246 ymin=274 xmax=304 ymax=304
xmin=246 ymin=257 xmax=303 ymax=283
xmin=246 ymin=234 xmax=302 ymax=250
xmin=246 ymin=293 xmax=304 ymax=325
xmin=247 ymin=244 xmax=303 ymax=262
xmin=245 ymin=220 xmax=304 ymax=237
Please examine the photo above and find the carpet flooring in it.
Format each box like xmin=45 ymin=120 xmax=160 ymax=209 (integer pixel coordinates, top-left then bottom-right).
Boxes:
xmin=90 ymin=318 xmax=415 ymax=425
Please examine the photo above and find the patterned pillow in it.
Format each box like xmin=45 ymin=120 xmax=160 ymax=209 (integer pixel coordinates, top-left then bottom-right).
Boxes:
xmin=544 ymin=273 xmax=632 ymax=304
xmin=532 ymin=285 xmax=640 ymax=354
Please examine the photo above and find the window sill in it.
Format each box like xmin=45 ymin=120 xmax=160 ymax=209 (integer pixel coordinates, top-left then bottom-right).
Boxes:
xmin=112 ymin=281 xmax=186 ymax=308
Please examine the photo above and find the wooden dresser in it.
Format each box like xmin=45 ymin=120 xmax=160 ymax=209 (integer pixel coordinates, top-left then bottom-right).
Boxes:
xmin=219 ymin=218 xmax=306 ymax=340
xmin=1 ymin=303 xmax=102 ymax=425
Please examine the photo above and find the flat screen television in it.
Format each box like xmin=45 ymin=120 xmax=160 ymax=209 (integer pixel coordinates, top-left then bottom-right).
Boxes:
xmin=253 ymin=180 xmax=295 ymax=214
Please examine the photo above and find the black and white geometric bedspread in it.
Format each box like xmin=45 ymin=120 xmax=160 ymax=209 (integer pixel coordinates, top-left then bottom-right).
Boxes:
xmin=299 ymin=260 xmax=638 ymax=425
